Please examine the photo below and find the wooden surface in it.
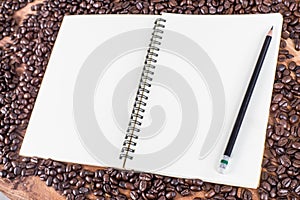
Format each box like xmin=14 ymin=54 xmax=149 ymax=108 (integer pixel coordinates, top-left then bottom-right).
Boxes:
xmin=0 ymin=1 xmax=298 ymax=199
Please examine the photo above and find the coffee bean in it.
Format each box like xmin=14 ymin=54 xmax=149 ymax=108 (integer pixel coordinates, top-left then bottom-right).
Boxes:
xmin=289 ymin=115 xmax=299 ymax=123
xmin=282 ymin=177 xmax=291 ymax=188
xmin=261 ymin=181 xmax=271 ymax=191
xmin=26 ymin=162 xmax=36 ymax=169
xmin=68 ymin=171 xmax=76 ymax=179
xmin=292 ymin=159 xmax=300 ymax=168
xmin=292 ymin=141 xmax=300 ymax=149
xmin=165 ymin=191 xmax=176 ymax=199
xmin=121 ymin=182 xmax=133 ymax=190
xmin=145 ymin=192 xmax=156 ymax=199
xmin=241 ymin=188 xmax=252 ymax=199
xmin=274 ymin=82 xmax=284 ymax=89
xmin=270 ymin=187 xmax=276 ymax=198
xmin=280 ymin=40 xmax=287 ymax=48
xmin=279 ymin=155 xmax=291 ymax=167
xmin=276 ymin=165 xmax=286 ymax=175
xmin=267 ymin=175 xmax=278 ymax=186
xmin=205 ymin=189 xmax=215 ymax=198
xmin=79 ymin=187 xmax=89 ymax=194
xmin=169 ymin=0 xmax=177 ymax=7
xmin=103 ymin=184 xmax=111 ymax=193
xmin=46 ymin=176 xmax=53 ymax=186
xmin=72 ymin=189 xmax=79 ymax=196
xmin=277 ymin=137 xmax=289 ymax=146
xmin=24 ymin=169 xmax=35 ymax=176
xmin=12 ymin=162 xmax=21 ymax=173
xmin=295 ymin=185 xmax=300 ymax=193
xmin=7 ymin=173 xmax=15 ymax=179
xmin=180 ymin=188 xmax=190 ymax=196
xmin=130 ymin=191 xmax=139 ymax=200
xmin=139 ymin=173 xmax=152 ymax=181
xmin=278 ymin=188 xmax=289 ymax=196
xmin=229 ymin=187 xmax=238 ymax=197
xmin=103 ymin=173 xmax=110 ymax=183
xmin=158 ymin=196 xmax=166 ymax=200
xmin=260 ymin=191 xmax=269 ymax=200
xmin=139 ymin=180 xmax=147 ymax=191
xmin=219 ymin=185 xmax=231 ymax=193
xmin=190 ymin=185 xmax=201 ymax=191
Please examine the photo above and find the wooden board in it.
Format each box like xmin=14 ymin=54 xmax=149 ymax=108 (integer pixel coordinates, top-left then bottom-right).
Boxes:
xmin=0 ymin=0 xmax=297 ymax=199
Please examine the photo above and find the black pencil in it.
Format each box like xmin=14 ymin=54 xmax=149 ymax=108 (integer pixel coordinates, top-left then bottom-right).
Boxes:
xmin=219 ymin=26 xmax=273 ymax=173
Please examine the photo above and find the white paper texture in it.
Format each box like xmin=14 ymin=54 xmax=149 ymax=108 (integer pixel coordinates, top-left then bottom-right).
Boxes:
xmin=20 ymin=13 xmax=282 ymax=188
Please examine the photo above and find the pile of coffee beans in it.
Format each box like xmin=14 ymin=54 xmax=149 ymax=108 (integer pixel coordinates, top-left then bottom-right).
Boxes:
xmin=1 ymin=0 xmax=300 ymax=199
xmin=0 ymin=0 xmax=34 ymax=40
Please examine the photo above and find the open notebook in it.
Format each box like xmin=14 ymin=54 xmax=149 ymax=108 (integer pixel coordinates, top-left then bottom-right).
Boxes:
xmin=20 ymin=13 xmax=282 ymax=188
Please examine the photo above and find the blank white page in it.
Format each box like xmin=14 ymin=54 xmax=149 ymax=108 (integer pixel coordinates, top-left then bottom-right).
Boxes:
xmin=20 ymin=15 xmax=158 ymax=169
xmin=128 ymin=13 xmax=281 ymax=188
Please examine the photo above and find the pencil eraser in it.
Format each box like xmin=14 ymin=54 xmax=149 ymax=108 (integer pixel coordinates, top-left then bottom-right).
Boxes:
xmin=218 ymin=155 xmax=230 ymax=174
xmin=218 ymin=163 xmax=227 ymax=174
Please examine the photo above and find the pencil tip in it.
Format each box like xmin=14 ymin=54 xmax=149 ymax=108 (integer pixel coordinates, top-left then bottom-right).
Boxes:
xmin=268 ymin=26 xmax=273 ymax=36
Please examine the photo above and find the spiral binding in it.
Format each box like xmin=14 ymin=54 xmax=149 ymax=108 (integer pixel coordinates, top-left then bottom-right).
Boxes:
xmin=120 ymin=18 xmax=166 ymax=168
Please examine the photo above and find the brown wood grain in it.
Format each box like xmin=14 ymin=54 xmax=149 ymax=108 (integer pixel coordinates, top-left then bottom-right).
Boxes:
xmin=0 ymin=1 xmax=297 ymax=199
xmin=0 ymin=176 xmax=63 ymax=200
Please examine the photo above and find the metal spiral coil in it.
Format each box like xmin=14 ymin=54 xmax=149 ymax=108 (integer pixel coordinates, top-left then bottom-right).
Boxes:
xmin=120 ymin=18 xmax=166 ymax=167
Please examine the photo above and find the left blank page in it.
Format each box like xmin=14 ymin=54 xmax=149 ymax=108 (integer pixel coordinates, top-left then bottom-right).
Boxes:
xmin=19 ymin=15 xmax=157 ymax=169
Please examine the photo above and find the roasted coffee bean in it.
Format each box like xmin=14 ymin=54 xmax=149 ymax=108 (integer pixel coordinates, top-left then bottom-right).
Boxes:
xmin=145 ymin=192 xmax=156 ymax=199
xmin=139 ymin=173 xmax=152 ymax=181
xmin=125 ymin=182 xmax=135 ymax=190
xmin=139 ymin=180 xmax=147 ymax=191
xmin=165 ymin=191 xmax=176 ymax=199
xmin=295 ymin=185 xmax=300 ymax=193
xmin=276 ymin=165 xmax=286 ymax=175
xmin=278 ymin=188 xmax=289 ymax=196
xmin=214 ymin=185 xmax=220 ymax=193
xmin=79 ymin=187 xmax=89 ymax=194
xmin=24 ymin=169 xmax=35 ymax=176
xmin=279 ymin=155 xmax=292 ymax=167
xmin=277 ymin=137 xmax=289 ymax=146
xmin=289 ymin=115 xmax=299 ymax=123
xmin=46 ymin=176 xmax=53 ymax=186
xmin=260 ymin=191 xmax=269 ymax=200
xmin=292 ymin=141 xmax=300 ymax=149
xmin=158 ymin=196 xmax=166 ymax=200
xmin=282 ymin=177 xmax=291 ymax=188
xmin=192 ymin=179 xmax=203 ymax=186
xmin=190 ymin=185 xmax=201 ymax=191
xmin=25 ymin=162 xmax=36 ymax=169
xmin=72 ymin=164 xmax=82 ymax=171
xmin=220 ymin=185 xmax=232 ymax=193
xmin=7 ymin=173 xmax=15 ymax=179
xmin=280 ymin=40 xmax=287 ymax=48
xmin=130 ymin=191 xmax=139 ymax=200
xmin=180 ymin=188 xmax=191 ymax=196
xmin=241 ymin=188 xmax=252 ymax=199
xmin=292 ymin=159 xmax=300 ymax=168
xmin=103 ymin=173 xmax=109 ymax=183
xmin=205 ymin=189 xmax=215 ymax=198
xmin=13 ymin=167 xmax=21 ymax=176
xmin=68 ymin=171 xmax=77 ymax=179
xmin=261 ymin=181 xmax=271 ymax=191
xmin=103 ymin=184 xmax=111 ymax=193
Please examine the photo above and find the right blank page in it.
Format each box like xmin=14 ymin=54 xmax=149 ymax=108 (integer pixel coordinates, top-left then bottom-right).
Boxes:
xmin=131 ymin=13 xmax=282 ymax=188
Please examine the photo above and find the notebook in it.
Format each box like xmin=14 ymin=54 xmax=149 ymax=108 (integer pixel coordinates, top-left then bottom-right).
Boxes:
xmin=20 ymin=13 xmax=283 ymax=188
